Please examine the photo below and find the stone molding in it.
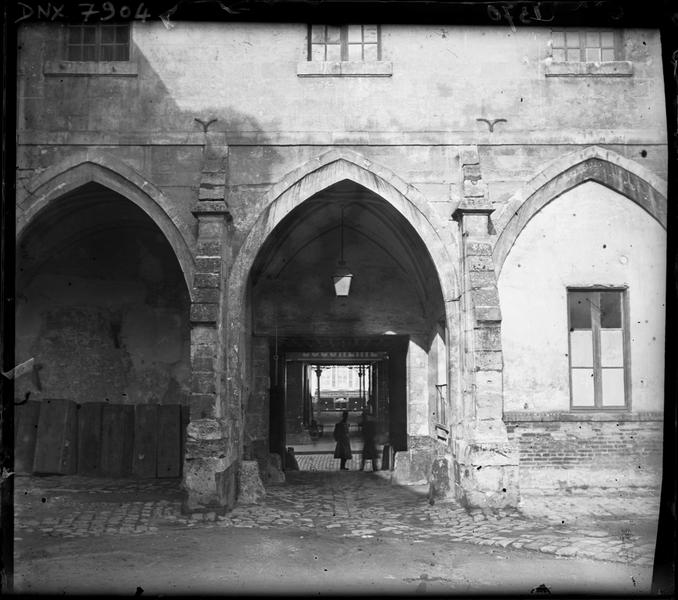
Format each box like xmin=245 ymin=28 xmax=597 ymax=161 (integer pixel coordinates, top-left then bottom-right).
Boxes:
xmin=44 ymin=60 xmax=139 ymax=77
xmin=544 ymin=60 xmax=633 ymax=78
xmin=17 ymin=152 xmax=196 ymax=299
xmin=503 ymin=411 xmax=664 ymax=423
xmin=18 ymin=129 xmax=667 ymax=148
xmin=296 ymin=60 xmax=393 ymax=77
xmin=493 ymin=146 xmax=668 ymax=277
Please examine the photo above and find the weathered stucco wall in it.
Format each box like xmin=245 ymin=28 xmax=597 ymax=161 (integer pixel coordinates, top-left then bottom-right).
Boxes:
xmin=499 ymin=181 xmax=666 ymax=414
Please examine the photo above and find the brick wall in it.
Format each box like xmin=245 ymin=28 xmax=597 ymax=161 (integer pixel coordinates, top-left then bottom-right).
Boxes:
xmin=505 ymin=415 xmax=663 ymax=491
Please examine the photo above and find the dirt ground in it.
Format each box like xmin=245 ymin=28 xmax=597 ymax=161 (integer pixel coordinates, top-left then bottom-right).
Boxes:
xmin=14 ymin=525 xmax=653 ymax=596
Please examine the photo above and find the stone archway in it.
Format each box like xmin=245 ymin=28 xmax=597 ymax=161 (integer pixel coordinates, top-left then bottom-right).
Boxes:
xmin=18 ymin=152 xmax=196 ymax=298
xmin=15 ymin=174 xmax=193 ymax=479
xmin=493 ymin=146 xmax=668 ymax=277
xmin=494 ymin=148 xmax=668 ymax=496
xmin=223 ymin=149 xmax=462 ymax=497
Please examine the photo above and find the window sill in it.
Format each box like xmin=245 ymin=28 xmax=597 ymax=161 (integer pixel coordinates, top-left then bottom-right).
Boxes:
xmin=545 ymin=60 xmax=633 ymax=77
xmin=503 ymin=410 xmax=661 ymax=422
xmin=297 ymin=61 xmax=393 ymax=77
xmin=44 ymin=61 xmax=138 ymax=77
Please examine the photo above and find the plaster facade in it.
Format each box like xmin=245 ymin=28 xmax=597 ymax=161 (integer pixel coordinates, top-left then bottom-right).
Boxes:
xmin=15 ymin=21 xmax=667 ymax=510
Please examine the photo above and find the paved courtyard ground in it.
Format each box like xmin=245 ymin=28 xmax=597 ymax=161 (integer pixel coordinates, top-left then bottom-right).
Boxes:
xmin=11 ymin=455 xmax=662 ymax=595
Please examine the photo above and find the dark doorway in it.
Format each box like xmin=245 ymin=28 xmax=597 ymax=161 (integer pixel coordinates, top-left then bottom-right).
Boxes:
xmin=269 ymin=336 xmax=407 ymax=470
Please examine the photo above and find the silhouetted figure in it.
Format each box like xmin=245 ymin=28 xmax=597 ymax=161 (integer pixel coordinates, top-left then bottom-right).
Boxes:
xmin=308 ymin=419 xmax=323 ymax=441
xmin=360 ymin=411 xmax=379 ymax=471
xmin=285 ymin=446 xmax=299 ymax=470
xmin=333 ymin=410 xmax=352 ymax=470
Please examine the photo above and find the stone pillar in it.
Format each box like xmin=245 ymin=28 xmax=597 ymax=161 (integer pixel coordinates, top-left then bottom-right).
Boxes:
xmin=451 ymin=146 xmax=519 ymax=508
xmin=406 ymin=339 xmax=428 ymax=437
xmin=182 ymin=131 xmax=238 ymax=512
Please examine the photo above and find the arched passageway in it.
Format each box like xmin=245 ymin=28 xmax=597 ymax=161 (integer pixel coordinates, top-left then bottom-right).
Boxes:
xmin=242 ymin=179 xmax=450 ymax=474
xmin=15 ymin=182 xmax=191 ymax=477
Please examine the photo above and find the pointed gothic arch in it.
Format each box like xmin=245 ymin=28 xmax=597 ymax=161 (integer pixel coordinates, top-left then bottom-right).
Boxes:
xmin=227 ymin=149 xmax=459 ymax=314
xmin=18 ymin=152 xmax=196 ymax=299
xmin=224 ymin=149 xmax=461 ymax=429
xmin=493 ymin=146 xmax=668 ymax=277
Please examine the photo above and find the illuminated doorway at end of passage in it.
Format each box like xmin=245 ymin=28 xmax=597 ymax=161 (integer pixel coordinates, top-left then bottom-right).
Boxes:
xmin=286 ymin=363 xmax=384 ymax=472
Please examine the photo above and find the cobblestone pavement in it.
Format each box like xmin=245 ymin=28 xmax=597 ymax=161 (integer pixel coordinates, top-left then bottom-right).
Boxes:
xmin=14 ymin=457 xmax=659 ymax=568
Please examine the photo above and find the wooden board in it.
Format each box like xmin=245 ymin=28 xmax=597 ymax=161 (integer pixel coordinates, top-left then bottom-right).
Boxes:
xmin=14 ymin=400 xmax=41 ymax=474
xmin=132 ymin=404 xmax=158 ymax=478
xmin=77 ymin=402 xmax=105 ymax=476
xmin=100 ymin=404 xmax=134 ymax=477
xmin=32 ymin=399 xmax=78 ymax=474
xmin=156 ymin=404 xmax=181 ymax=478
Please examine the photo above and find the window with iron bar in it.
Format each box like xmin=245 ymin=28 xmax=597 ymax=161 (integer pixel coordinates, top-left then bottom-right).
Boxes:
xmin=67 ymin=24 xmax=130 ymax=62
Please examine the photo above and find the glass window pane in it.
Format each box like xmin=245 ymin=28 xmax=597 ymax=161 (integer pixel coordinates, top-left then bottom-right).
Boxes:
xmin=570 ymin=330 xmax=593 ymax=367
xmin=601 ymin=31 xmax=614 ymax=47
xmin=67 ymin=45 xmax=82 ymax=61
xmin=600 ymin=292 xmax=621 ymax=328
xmin=347 ymin=25 xmax=362 ymax=42
xmin=326 ymin=43 xmax=341 ymax=61
xmin=82 ymin=45 xmax=97 ymax=61
xmin=115 ymin=25 xmax=129 ymax=43
xmin=601 ymin=330 xmax=623 ymax=367
xmin=585 ymin=47 xmax=601 ymax=61
xmin=364 ymin=43 xmax=378 ymax=61
xmin=566 ymin=48 xmax=581 ymax=61
xmin=585 ymin=31 xmax=600 ymax=47
xmin=601 ymin=368 xmax=625 ymax=406
xmin=326 ymin=25 xmax=341 ymax=43
xmin=311 ymin=44 xmax=326 ymax=61
xmin=68 ymin=26 xmax=82 ymax=44
xmin=602 ymin=48 xmax=616 ymax=61
xmin=571 ymin=369 xmax=595 ymax=406
xmin=116 ymin=44 xmax=129 ymax=61
xmin=101 ymin=26 xmax=115 ymax=43
xmin=552 ymin=48 xmax=566 ymax=61
xmin=552 ymin=31 xmax=565 ymax=47
xmin=348 ymin=44 xmax=362 ymax=61
xmin=83 ymin=26 xmax=96 ymax=44
xmin=311 ymin=25 xmax=326 ymax=43
xmin=566 ymin=31 xmax=580 ymax=47
xmin=100 ymin=45 xmax=114 ymax=61
xmin=568 ymin=291 xmax=592 ymax=329
xmin=363 ymin=25 xmax=378 ymax=42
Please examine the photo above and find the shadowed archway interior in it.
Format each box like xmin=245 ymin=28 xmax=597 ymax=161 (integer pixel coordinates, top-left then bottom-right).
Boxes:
xmin=16 ymin=182 xmax=191 ymax=407
xmin=246 ymin=180 xmax=447 ymax=465
xmin=250 ymin=179 xmax=446 ymax=340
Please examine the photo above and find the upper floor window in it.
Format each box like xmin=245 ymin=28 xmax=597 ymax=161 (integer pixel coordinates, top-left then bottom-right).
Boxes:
xmin=551 ymin=29 xmax=617 ymax=62
xmin=567 ymin=288 xmax=629 ymax=410
xmin=67 ymin=24 xmax=130 ymax=61
xmin=308 ymin=25 xmax=381 ymax=61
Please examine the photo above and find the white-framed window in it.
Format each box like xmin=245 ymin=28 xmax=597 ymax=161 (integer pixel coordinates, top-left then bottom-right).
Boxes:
xmin=308 ymin=25 xmax=381 ymax=61
xmin=551 ymin=29 xmax=619 ymax=62
xmin=567 ymin=288 xmax=629 ymax=410
xmin=67 ymin=24 xmax=130 ymax=61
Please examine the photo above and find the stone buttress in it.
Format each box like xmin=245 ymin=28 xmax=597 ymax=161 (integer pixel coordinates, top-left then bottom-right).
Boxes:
xmin=183 ymin=127 xmax=238 ymax=511
xmin=452 ymin=146 xmax=519 ymax=508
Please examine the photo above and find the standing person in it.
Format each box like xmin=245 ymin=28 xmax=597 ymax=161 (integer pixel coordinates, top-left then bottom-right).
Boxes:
xmin=360 ymin=411 xmax=379 ymax=471
xmin=333 ymin=410 xmax=352 ymax=470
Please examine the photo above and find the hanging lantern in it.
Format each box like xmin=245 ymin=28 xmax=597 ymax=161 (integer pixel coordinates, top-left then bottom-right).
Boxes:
xmin=332 ymin=262 xmax=353 ymax=297
xmin=332 ymin=205 xmax=353 ymax=297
